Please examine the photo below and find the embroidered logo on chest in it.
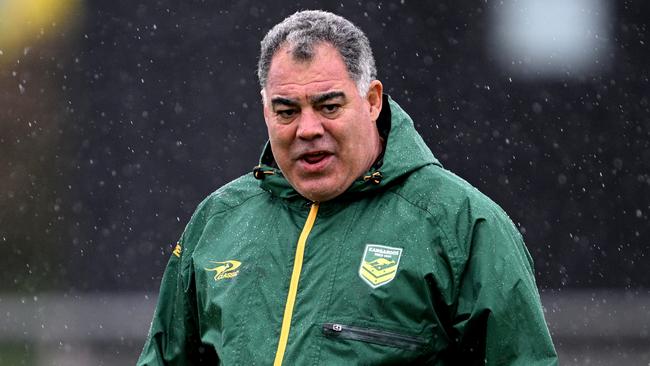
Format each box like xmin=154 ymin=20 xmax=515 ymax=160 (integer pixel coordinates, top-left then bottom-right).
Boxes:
xmin=358 ymin=244 xmax=403 ymax=288
xmin=205 ymin=260 xmax=241 ymax=281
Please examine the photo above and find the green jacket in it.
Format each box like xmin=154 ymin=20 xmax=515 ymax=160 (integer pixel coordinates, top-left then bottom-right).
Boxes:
xmin=138 ymin=96 xmax=557 ymax=365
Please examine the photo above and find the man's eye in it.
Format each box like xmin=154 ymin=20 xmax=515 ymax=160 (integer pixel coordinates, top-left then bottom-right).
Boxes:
xmin=276 ymin=109 xmax=296 ymax=118
xmin=321 ymin=104 xmax=340 ymax=114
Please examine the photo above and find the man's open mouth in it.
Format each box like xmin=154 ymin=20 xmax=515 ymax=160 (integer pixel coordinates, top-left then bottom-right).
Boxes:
xmin=301 ymin=151 xmax=331 ymax=164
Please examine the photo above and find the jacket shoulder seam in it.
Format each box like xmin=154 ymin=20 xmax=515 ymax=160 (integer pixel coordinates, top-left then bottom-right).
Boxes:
xmin=386 ymin=189 xmax=462 ymax=261
xmin=203 ymin=189 xmax=267 ymax=222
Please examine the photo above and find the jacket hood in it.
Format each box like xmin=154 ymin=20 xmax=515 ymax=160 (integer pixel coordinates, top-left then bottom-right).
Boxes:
xmin=253 ymin=95 xmax=440 ymax=201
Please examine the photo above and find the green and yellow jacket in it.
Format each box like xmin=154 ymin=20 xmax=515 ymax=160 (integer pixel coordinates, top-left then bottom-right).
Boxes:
xmin=137 ymin=96 xmax=558 ymax=365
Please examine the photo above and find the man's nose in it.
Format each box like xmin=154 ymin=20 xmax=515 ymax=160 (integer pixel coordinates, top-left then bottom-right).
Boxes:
xmin=296 ymin=108 xmax=324 ymax=140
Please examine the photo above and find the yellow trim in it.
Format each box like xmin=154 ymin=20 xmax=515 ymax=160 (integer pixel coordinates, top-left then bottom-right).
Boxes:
xmin=172 ymin=243 xmax=182 ymax=258
xmin=273 ymin=202 xmax=319 ymax=366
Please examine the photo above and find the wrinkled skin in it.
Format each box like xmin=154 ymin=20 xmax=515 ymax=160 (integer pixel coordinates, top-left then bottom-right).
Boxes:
xmin=262 ymin=43 xmax=383 ymax=202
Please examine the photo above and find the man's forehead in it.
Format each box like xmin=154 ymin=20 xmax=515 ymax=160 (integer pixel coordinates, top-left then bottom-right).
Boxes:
xmin=266 ymin=44 xmax=353 ymax=82
xmin=262 ymin=42 xmax=360 ymax=106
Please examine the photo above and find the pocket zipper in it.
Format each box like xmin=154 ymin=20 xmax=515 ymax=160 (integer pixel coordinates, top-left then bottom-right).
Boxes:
xmin=322 ymin=323 xmax=427 ymax=351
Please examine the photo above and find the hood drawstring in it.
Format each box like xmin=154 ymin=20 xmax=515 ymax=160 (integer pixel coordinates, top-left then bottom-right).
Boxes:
xmin=253 ymin=165 xmax=275 ymax=180
xmin=256 ymin=166 xmax=382 ymax=185
xmin=363 ymin=171 xmax=383 ymax=185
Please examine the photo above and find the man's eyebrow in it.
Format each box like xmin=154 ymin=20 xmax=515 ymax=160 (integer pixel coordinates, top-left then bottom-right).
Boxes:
xmin=309 ymin=91 xmax=346 ymax=105
xmin=270 ymin=97 xmax=299 ymax=108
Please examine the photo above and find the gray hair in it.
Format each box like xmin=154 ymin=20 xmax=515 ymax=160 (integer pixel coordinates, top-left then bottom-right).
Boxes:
xmin=257 ymin=10 xmax=377 ymax=96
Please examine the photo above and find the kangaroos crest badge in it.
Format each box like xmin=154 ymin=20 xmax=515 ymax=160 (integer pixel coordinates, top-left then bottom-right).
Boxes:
xmin=359 ymin=244 xmax=403 ymax=288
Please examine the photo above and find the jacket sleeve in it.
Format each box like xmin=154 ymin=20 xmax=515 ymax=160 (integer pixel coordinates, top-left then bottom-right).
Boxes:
xmin=450 ymin=209 xmax=558 ymax=366
xmin=137 ymin=206 xmax=219 ymax=365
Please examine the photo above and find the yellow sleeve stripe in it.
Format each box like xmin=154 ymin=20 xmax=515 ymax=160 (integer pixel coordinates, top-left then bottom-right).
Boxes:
xmin=273 ymin=202 xmax=319 ymax=366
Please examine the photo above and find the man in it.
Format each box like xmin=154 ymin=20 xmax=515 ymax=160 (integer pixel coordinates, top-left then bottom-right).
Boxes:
xmin=138 ymin=10 xmax=557 ymax=365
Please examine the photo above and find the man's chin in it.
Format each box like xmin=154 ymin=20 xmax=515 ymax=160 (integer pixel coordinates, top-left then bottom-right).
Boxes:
xmin=295 ymin=181 xmax=344 ymax=203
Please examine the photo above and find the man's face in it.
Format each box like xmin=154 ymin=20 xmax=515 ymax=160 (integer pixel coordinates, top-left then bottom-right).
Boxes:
xmin=262 ymin=43 xmax=383 ymax=202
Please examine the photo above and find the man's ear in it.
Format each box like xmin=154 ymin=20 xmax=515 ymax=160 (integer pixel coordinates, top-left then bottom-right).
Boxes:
xmin=366 ymin=80 xmax=383 ymax=122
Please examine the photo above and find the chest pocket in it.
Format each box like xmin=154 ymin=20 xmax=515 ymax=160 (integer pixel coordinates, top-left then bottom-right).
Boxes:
xmin=309 ymin=204 xmax=451 ymax=364
xmin=322 ymin=322 xmax=428 ymax=351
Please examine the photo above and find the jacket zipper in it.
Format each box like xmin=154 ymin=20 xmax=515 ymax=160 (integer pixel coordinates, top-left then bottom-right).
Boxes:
xmin=323 ymin=323 xmax=427 ymax=351
xmin=273 ymin=202 xmax=319 ymax=366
